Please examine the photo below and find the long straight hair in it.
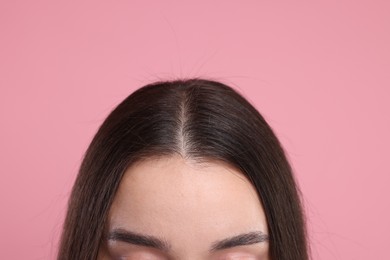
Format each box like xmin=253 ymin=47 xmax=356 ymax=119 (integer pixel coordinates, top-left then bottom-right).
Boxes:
xmin=58 ymin=78 xmax=309 ymax=260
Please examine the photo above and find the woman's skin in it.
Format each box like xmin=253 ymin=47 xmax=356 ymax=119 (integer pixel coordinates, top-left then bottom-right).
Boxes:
xmin=98 ymin=156 xmax=270 ymax=260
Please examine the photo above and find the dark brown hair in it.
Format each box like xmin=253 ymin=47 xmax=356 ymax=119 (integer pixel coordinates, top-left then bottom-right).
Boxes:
xmin=58 ymin=78 xmax=308 ymax=259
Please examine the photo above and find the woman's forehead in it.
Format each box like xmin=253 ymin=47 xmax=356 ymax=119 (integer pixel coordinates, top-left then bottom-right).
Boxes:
xmin=107 ymin=155 xmax=268 ymax=248
xmin=112 ymin=156 xmax=263 ymax=215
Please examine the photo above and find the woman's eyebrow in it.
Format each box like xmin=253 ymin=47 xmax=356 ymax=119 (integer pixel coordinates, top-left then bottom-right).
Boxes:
xmin=210 ymin=231 xmax=269 ymax=252
xmin=107 ymin=228 xmax=171 ymax=252
xmin=107 ymin=229 xmax=268 ymax=253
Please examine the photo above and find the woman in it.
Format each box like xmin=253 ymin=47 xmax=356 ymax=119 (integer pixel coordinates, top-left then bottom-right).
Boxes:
xmin=58 ymin=78 xmax=309 ymax=259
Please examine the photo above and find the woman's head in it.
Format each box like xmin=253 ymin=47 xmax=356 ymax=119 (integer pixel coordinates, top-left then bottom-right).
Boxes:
xmin=58 ymin=79 xmax=308 ymax=259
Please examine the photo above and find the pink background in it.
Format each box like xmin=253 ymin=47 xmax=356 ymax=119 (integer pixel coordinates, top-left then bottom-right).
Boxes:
xmin=1 ymin=1 xmax=389 ymax=259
